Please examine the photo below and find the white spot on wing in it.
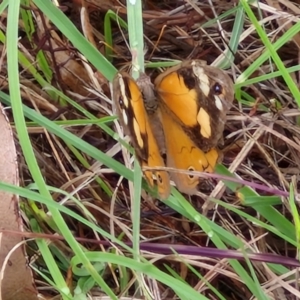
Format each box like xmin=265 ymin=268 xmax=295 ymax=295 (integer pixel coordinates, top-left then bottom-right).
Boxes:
xmin=122 ymin=109 xmax=128 ymax=125
xmin=191 ymin=63 xmax=210 ymax=97
xmin=118 ymin=75 xmax=129 ymax=107
xmin=133 ymin=118 xmax=143 ymax=148
xmin=214 ymin=95 xmax=223 ymax=111
xmin=197 ymin=108 xmax=211 ymax=138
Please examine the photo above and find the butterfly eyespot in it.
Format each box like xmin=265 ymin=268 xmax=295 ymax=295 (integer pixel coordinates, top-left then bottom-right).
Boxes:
xmin=188 ymin=167 xmax=195 ymax=179
xmin=212 ymin=83 xmax=223 ymax=95
xmin=157 ymin=173 xmax=163 ymax=184
xmin=118 ymin=97 xmax=125 ymax=108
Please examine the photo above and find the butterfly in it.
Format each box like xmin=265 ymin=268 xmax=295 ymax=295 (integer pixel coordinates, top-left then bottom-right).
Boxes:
xmin=112 ymin=60 xmax=234 ymax=200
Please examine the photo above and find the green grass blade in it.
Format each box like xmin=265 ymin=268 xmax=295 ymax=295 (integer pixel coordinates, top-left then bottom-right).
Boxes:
xmin=104 ymin=10 xmax=128 ymax=61
xmin=239 ymin=0 xmax=300 ymax=107
xmin=127 ymin=0 xmax=144 ymax=77
xmin=31 ymin=219 xmax=72 ymax=299
xmin=0 ymin=0 xmax=9 ymax=13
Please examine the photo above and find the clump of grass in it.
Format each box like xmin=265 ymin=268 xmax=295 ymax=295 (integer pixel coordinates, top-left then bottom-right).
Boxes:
xmin=1 ymin=0 xmax=300 ymax=299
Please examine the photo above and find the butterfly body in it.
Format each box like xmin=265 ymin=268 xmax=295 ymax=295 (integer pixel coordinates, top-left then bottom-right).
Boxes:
xmin=113 ymin=60 xmax=234 ymax=199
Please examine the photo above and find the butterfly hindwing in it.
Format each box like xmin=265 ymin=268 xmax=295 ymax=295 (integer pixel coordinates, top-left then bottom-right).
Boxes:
xmin=158 ymin=105 xmax=219 ymax=194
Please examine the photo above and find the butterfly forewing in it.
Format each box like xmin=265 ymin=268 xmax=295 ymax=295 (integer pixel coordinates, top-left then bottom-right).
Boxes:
xmin=155 ymin=60 xmax=234 ymax=151
xmin=113 ymin=73 xmax=170 ymax=199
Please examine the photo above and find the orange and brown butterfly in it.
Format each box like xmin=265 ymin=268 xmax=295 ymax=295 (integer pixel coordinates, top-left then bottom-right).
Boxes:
xmin=112 ymin=60 xmax=234 ymax=200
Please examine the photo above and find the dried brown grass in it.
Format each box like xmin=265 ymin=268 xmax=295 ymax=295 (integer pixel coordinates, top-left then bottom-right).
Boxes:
xmin=1 ymin=0 xmax=300 ymax=299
